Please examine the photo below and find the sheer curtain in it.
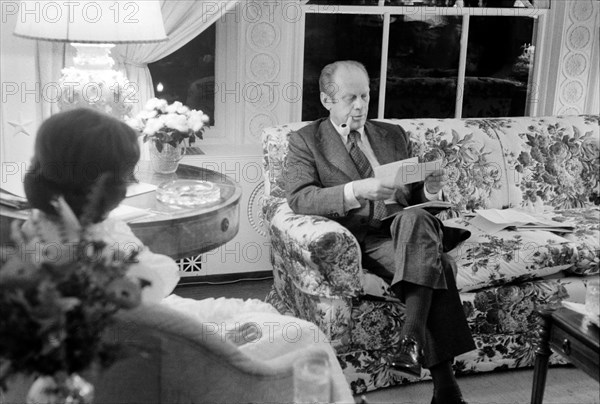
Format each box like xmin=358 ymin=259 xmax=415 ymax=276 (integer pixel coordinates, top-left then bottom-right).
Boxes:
xmin=35 ymin=0 xmax=239 ymax=120
xmin=112 ymin=0 xmax=239 ymax=115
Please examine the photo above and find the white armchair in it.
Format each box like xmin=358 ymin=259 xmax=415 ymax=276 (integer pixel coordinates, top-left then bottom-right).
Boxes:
xmin=2 ymin=302 xmax=355 ymax=404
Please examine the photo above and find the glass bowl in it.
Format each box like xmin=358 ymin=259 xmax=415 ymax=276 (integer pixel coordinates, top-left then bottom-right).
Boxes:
xmin=156 ymin=179 xmax=220 ymax=207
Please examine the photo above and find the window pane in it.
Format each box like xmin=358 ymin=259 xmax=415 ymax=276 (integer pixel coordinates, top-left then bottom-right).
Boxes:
xmin=148 ymin=25 xmax=216 ymax=125
xmin=306 ymin=0 xmax=380 ymax=5
xmin=386 ymin=0 xmax=548 ymax=7
xmin=384 ymin=15 xmax=462 ymax=118
xmin=464 ymin=16 xmax=534 ymax=117
xmin=303 ymin=14 xmax=383 ymax=121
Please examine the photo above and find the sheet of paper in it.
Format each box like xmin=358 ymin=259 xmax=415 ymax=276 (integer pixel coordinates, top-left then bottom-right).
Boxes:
xmin=373 ymin=157 xmax=418 ymax=187
xmin=126 ymin=182 xmax=157 ymax=197
xmin=1 ymin=162 xmax=28 ymax=198
xmin=470 ymin=208 xmax=575 ymax=234
xmin=394 ymin=159 xmax=443 ymax=186
xmin=108 ymin=204 xmax=153 ymax=222
xmin=373 ymin=157 xmax=418 ymax=204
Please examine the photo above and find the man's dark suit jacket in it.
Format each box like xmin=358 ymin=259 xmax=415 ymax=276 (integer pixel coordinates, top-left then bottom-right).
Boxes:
xmin=284 ymin=118 xmax=431 ymax=240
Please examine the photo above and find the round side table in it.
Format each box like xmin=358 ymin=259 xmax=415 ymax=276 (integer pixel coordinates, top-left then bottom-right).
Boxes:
xmin=125 ymin=161 xmax=243 ymax=259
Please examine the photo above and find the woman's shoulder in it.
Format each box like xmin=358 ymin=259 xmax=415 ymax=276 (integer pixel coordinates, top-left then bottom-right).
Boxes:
xmin=87 ymin=218 xmax=142 ymax=246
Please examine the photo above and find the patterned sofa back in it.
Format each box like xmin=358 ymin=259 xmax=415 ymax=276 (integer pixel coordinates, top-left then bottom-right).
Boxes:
xmin=262 ymin=115 xmax=600 ymax=214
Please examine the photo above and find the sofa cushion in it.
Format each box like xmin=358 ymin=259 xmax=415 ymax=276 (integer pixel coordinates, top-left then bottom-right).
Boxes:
xmin=496 ymin=115 xmax=600 ymax=209
xmin=554 ymin=207 xmax=600 ymax=276
xmin=446 ymin=207 xmax=599 ymax=292
xmin=263 ymin=116 xmax=600 ymax=214
xmin=393 ymin=118 xmax=516 ymax=213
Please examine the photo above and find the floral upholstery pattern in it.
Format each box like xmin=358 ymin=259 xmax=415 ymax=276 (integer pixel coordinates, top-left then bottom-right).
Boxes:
xmin=267 ymin=277 xmax=584 ymax=394
xmin=509 ymin=115 xmax=600 ymax=208
xmin=261 ymin=115 xmax=600 ymax=394
xmin=446 ymin=207 xmax=600 ymax=292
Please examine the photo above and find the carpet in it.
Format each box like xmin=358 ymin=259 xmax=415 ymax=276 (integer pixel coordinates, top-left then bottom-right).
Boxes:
xmin=357 ymin=367 xmax=599 ymax=404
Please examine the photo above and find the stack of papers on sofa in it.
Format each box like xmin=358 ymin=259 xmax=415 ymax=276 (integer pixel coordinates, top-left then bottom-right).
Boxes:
xmin=469 ymin=208 xmax=575 ymax=234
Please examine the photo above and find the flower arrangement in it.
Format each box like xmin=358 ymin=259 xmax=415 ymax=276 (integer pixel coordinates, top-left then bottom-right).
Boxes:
xmin=126 ymin=98 xmax=210 ymax=152
xmin=0 ymin=191 xmax=149 ymax=398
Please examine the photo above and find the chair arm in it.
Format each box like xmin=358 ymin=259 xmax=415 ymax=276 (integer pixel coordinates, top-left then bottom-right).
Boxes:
xmin=265 ymin=198 xmax=365 ymax=298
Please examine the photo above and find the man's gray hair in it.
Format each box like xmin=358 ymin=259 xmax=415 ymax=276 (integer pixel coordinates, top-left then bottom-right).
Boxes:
xmin=319 ymin=60 xmax=369 ymax=98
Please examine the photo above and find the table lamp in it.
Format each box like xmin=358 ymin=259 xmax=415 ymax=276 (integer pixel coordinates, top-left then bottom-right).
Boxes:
xmin=14 ymin=0 xmax=168 ymax=119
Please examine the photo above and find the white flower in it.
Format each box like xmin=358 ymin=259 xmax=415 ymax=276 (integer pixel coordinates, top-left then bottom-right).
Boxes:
xmin=143 ymin=118 xmax=164 ymax=136
xmin=188 ymin=110 xmax=208 ymax=133
xmin=162 ymin=113 xmax=188 ymax=133
xmin=127 ymin=98 xmax=210 ymax=143
xmin=145 ymin=97 xmax=168 ymax=112
xmin=177 ymin=104 xmax=190 ymax=115
xmin=165 ymin=101 xmax=184 ymax=114
xmin=124 ymin=116 xmax=144 ymax=132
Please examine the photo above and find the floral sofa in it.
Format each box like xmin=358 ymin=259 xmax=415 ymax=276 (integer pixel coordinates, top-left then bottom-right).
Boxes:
xmin=261 ymin=115 xmax=600 ymax=394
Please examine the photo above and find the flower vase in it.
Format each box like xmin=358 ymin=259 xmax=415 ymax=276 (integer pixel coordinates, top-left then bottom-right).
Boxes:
xmin=150 ymin=143 xmax=185 ymax=174
xmin=26 ymin=373 xmax=94 ymax=404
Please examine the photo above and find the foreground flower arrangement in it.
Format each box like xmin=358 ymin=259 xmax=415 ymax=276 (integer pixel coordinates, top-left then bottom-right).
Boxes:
xmin=126 ymin=98 xmax=210 ymax=152
xmin=0 ymin=196 xmax=148 ymax=402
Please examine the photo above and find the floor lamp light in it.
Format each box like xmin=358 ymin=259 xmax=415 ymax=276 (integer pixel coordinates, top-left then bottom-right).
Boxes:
xmin=14 ymin=0 xmax=168 ymax=119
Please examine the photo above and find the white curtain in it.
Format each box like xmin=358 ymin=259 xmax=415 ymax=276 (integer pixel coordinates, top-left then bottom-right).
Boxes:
xmin=35 ymin=0 xmax=239 ymax=120
xmin=112 ymin=0 xmax=239 ymax=115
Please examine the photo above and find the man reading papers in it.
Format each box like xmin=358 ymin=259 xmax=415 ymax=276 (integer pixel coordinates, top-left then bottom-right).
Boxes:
xmin=284 ymin=60 xmax=473 ymax=404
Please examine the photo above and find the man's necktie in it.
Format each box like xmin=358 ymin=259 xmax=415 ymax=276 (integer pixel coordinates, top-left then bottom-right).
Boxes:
xmin=347 ymin=130 xmax=388 ymax=226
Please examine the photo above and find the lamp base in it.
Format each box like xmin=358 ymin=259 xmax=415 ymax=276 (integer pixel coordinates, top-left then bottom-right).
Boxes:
xmin=58 ymin=43 xmax=133 ymax=119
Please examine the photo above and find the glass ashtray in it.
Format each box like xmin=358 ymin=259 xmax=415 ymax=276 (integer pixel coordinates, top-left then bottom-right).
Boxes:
xmin=156 ymin=179 xmax=220 ymax=207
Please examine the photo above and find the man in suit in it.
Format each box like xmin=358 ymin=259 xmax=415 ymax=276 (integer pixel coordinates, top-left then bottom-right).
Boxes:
xmin=284 ymin=60 xmax=474 ymax=404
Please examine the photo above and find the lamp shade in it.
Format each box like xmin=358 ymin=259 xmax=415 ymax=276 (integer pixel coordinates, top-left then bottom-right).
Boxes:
xmin=14 ymin=0 xmax=167 ymax=43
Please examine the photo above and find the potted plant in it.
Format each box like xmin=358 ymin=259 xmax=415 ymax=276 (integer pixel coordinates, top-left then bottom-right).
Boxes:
xmin=126 ymin=98 xmax=210 ymax=174
xmin=0 ymin=194 xmax=149 ymax=404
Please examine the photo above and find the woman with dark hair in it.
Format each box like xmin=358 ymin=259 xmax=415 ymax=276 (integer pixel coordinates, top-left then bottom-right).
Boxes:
xmin=5 ymin=109 xmax=353 ymax=400
xmin=24 ymin=108 xmax=140 ymax=223
xmin=13 ymin=108 xmax=179 ymax=303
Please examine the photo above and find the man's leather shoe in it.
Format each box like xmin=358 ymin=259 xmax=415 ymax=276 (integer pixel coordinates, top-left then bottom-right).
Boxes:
xmin=431 ymin=396 xmax=469 ymax=404
xmin=389 ymin=336 xmax=423 ymax=377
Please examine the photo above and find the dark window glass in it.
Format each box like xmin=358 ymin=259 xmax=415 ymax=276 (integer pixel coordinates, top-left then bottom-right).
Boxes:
xmin=148 ymin=25 xmax=216 ymax=125
xmin=464 ymin=16 xmax=534 ymax=117
xmin=306 ymin=0 xmax=380 ymax=5
xmin=308 ymin=0 xmax=547 ymax=7
xmin=385 ymin=15 xmax=462 ymax=118
xmin=303 ymin=14 xmax=383 ymax=121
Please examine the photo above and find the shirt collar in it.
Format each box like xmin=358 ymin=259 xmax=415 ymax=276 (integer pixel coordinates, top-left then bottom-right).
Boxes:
xmin=330 ymin=118 xmax=365 ymax=144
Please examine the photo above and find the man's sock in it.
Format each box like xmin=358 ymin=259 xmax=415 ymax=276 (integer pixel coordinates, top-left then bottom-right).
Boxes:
xmin=430 ymin=360 xmax=463 ymax=402
xmin=400 ymin=282 xmax=433 ymax=344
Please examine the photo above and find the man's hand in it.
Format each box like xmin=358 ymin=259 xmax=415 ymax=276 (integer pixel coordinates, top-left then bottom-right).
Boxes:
xmin=352 ymin=178 xmax=395 ymax=201
xmin=424 ymin=169 xmax=446 ymax=194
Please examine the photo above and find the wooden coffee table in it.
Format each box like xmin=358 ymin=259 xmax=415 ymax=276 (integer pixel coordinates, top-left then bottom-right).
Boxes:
xmin=530 ymin=307 xmax=599 ymax=404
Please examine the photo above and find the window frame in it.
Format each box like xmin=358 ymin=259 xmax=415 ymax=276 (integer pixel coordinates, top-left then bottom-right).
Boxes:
xmin=301 ymin=3 xmax=550 ymax=118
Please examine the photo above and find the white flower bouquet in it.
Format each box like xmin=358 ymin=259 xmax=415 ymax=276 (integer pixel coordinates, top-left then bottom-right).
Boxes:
xmin=126 ymin=98 xmax=210 ymax=152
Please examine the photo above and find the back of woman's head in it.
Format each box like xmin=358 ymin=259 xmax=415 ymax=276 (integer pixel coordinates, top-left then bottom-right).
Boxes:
xmin=24 ymin=108 xmax=140 ymax=223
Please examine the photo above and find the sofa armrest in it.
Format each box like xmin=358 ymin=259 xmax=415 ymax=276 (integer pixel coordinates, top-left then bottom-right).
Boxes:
xmin=265 ymin=198 xmax=364 ymax=298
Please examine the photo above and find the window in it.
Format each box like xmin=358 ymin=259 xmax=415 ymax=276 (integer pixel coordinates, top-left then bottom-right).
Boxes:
xmin=302 ymin=1 xmax=546 ymax=120
xmin=148 ymin=25 xmax=216 ymax=126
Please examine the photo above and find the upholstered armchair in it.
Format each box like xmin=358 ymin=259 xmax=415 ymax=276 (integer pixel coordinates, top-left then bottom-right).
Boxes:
xmin=2 ymin=302 xmax=354 ymax=404
xmin=262 ymin=122 xmax=410 ymax=395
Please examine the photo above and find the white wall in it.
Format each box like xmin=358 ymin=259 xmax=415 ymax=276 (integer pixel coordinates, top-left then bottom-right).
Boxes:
xmin=1 ymin=2 xmax=39 ymax=187
xmin=536 ymin=0 xmax=600 ymax=116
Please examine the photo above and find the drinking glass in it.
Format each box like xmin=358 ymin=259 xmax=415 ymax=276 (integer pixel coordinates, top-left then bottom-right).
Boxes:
xmin=293 ymin=356 xmax=331 ymax=404
xmin=585 ymin=276 xmax=599 ymax=318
